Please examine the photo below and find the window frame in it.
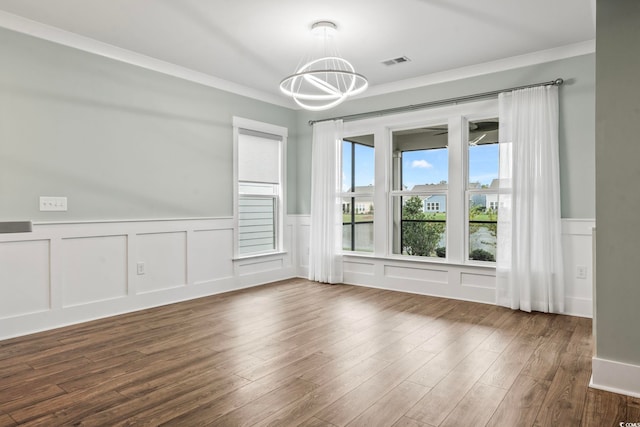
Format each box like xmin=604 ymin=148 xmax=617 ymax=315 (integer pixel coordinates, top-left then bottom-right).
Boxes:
xmin=465 ymin=115 xmax=500 ymax=265
xmin=389 ymin=123 xmax=450 ymax=259
xmin=232 ymin=117 xmax=287 ymax=259
xmin=338 ymin=99 xmax=498 ymax=267
xmin=341 ymin=137 xmax=375 ymax=253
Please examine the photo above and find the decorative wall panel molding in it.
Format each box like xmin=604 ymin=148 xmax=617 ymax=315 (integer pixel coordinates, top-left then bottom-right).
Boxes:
xmin=0 ymin=239 xmax=50 ymax=319
xmin=0 ymin=216 xmax=593 ymax=340
xmin=294 ymin=216 xmax=594 ymax=317
xmin=0 ymin=217 xmax=297 ymax=340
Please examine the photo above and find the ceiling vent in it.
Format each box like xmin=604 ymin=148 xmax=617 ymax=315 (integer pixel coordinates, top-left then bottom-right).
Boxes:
xmin=382 ymin=56 xmax=411 ymax=66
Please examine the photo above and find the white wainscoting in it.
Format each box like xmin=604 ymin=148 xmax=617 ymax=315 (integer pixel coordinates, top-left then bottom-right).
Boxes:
xmin=293 ymin=215 xmax=311 ymax=279
xmin=293 ymin=216 xmax=594 ymax=317
xmin=0 ymin=217 xmax=297 ymax=341
xmin=0 ymin=216 xmax=593 ymax=340
xmin=561 ymin=219 xmax=595 ymax=318
xmin=341 ymin=259 xmax=498 ymax=305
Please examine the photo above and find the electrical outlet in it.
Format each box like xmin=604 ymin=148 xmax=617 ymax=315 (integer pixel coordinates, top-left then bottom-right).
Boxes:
xmin=136 ymin=262 xmax=145 ymax=275
xmin=576 ymin=265 xmax=587 ymax=279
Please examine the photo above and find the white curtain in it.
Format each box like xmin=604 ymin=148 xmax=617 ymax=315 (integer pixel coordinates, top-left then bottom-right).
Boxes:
xmin=308 ymin=120 xmax=344 ymax=284
xmin=496 ymin=85 xmax=564 ymax=313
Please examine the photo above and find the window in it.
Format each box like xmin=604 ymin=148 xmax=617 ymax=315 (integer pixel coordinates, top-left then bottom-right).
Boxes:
xmin=341 ymin=135 xmax=374 ymax=252
xmin=338 ymin=99 xmax=498 ymax=265
xmin=233 ymin=118 xmax=286 ymax=257
xmin=391 ymin=125 xmax=448 ymax=258
xmin=424 ymin=201 xmax=440 ymax=212
xmin=467 ymin=118 xmax=499 ymax=262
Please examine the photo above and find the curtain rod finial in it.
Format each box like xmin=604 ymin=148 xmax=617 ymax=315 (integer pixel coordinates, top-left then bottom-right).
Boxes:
xmin=554 ymin=78 xmax=564 ymax=86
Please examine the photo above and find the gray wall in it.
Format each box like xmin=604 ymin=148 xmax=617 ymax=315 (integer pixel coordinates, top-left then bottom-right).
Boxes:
xmin=0 ymin=27 xmax=298 ymax=221
xmin=595 ymin=1 xmax=640 ymax=365
xmin=1 ymin=27 xmax=595 ymax=225
xmin=295 ymin=54 xmax=596 ymax=219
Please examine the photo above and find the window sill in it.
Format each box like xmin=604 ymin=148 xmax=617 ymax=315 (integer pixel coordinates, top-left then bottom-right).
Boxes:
xmin=341 ymin=252 xmax=496 ymax=270
xmin=233 ymin=251 xmax=288 ymax=261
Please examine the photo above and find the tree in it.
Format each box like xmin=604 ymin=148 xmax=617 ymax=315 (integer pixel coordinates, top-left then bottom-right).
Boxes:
xmin=469 ymin=204 xmax=485 ymax=218
xmin=401 ymin=196 xmax=445 ymax=257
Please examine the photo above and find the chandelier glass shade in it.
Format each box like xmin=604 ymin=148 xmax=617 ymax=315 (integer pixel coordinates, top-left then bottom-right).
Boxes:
xmin=280 ymin=21 xmax=368 ymax=111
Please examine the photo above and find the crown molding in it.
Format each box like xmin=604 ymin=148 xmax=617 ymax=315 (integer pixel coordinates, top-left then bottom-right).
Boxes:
xmin=0 ymin=9 xmax=594 ymax=110
xmin=0 ymin=10 xmax=295 ymax=109
xmin=358 ymin=39 xmax=596 ymax=100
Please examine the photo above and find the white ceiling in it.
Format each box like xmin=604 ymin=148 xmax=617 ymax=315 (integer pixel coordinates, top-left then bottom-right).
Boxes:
xmin=0 ymin=0 xmax=595 ymax=108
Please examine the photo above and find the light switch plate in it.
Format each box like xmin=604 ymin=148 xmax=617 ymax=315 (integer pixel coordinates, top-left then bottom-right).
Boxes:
xmin=40 ymin=196 xmax=67 ymax=211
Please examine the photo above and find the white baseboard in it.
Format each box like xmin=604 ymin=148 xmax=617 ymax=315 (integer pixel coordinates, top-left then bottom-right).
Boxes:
xmin=564 ymin=296 xmax=592 ymax=318
xmin=0 ymin=268 xmax=296 ymax=341
xmin=590 ymin=357 xmax=640 ymax=398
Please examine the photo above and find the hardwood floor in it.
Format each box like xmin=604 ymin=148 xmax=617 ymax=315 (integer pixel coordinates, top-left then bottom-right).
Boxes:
xmin=0 ymin=278 xmax=638 ymax=426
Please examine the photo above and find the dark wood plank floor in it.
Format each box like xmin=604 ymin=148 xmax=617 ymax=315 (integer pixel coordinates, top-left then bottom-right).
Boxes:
xmin=0 ymin=278 xmax=638 ymax=426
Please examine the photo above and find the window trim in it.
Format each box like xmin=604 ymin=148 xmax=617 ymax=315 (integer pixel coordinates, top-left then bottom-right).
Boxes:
xmin=232 ymin=117 xmax=287 ymax=259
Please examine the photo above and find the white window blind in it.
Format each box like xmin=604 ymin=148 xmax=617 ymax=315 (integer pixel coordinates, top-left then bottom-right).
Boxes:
xmin=238 ymin=131 xmax=281 ymax=184
xmin=238 ymin=196 xmax=276 ymax=254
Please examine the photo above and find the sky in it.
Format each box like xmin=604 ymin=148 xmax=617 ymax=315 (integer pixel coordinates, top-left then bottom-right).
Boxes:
xmin=343 ymin=142 xmax=498 ymax=192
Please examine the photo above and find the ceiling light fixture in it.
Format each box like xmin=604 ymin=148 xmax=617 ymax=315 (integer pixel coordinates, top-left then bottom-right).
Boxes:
xmin=279 ymin=21 xmax=368 ymax=111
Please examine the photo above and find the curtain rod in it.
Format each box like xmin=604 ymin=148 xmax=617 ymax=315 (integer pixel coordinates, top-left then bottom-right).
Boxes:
xmin=308 ymin=78 xmax=564 ymax=126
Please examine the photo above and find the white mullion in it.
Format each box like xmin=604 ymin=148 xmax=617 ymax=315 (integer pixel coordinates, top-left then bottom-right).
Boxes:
xmin=232 ymin=124 xmax=240 ymax=258
xmin=340 ymin=124 xmax=388 ymax=257
xmin=373 ymin=127 xmax=387 ymax=257
xmin=446 ymin=115 xmax=465 ymax=264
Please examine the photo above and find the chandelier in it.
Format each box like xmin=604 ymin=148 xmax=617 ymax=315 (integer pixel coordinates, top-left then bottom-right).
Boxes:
xmin=280 ymin=21 xmax=368 ymax=111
